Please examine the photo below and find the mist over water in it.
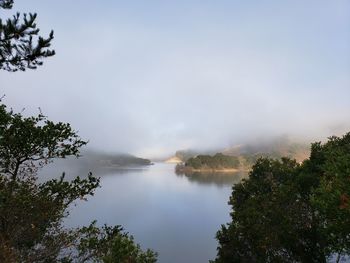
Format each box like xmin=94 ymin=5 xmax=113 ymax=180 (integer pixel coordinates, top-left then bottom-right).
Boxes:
xmin=2 ymin=1 xmax=350 ymax=262
xmin=1 ymin=0 xmax=349 ymax=159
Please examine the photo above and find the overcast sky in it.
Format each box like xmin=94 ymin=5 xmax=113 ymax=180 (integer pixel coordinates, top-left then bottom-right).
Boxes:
xmin=1 ymin=0 xmax=350 ymax=158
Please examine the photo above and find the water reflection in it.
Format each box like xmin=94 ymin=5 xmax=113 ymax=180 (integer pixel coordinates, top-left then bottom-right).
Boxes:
xmin=41 ymin=162 xmax=241 ymax=262
xmin=175 ymin=170 xmax=247 ymax=187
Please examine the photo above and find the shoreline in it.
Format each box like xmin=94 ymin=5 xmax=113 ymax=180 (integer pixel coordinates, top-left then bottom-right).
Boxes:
xmin=175 ymin=165 xmax=249 ymax=174
xmin=188 ymin=168 xmax=240 ymax=173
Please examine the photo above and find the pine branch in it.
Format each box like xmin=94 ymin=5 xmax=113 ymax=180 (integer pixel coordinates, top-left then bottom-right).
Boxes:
xmin=0 ymin=4 xmax=55 ymax=71
xmin=0 ymin=0 xmax=13 ymax=9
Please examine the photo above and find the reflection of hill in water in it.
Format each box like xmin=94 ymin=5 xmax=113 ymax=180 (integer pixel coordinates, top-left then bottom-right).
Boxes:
xmin=175 ymin=170 xmax=248 ymax=187
xmin=40 ymin=160 xmax=246 ymax=187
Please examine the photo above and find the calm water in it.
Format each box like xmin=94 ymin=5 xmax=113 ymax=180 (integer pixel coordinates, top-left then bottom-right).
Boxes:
xmin=61 ymin=163 xmax=245 ymax=263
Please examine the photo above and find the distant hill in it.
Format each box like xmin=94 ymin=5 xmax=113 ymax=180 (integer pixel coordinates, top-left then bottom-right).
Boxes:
xmin=222 ymin=136 xmax=310 ymax=164
xmin=50 ymin=151 xmax=152 ymax=172
xmin=39 ymin=151 xmax=152 ymax=180
xmin=79 ymin=151 xmax=152 ymax=167
xmin=173 ymin=136 xmax=310 ymax=173
xmin=175 ymin=150 xmax=202 ymax=162
xmin=176 ymin=153 xmax=241 ymax=174
xmin=175 ymin=149 xmax=219 ymax=162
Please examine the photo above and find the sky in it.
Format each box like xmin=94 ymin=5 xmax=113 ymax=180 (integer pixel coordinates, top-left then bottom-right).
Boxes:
xmin=1 ymin=0 xmax=350 ymax=158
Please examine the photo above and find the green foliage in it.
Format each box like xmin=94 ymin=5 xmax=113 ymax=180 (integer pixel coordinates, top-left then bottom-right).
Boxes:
xmin=0 ymin=104 xmax=87 ymax=181
xmin=75 ymin=222 xmax=157 ymax=263
xmin=0 ymin=0 xmax=13 ymax=9
xmin=1 ymin=2 xmax=157 ymax=261
xmin=0 ymin=0 xmax=55 ymax=71
xmin=0 ymin=173 xmax=99 ymax=262
xmin=0 ymin=104 xmax=158 ymax=262
xmin=0 ymin=104 xmax=99 ymax=262
xmin=240 ymin=153 xmax=261 ymax=167
xmin=186 ymin=153 xmax=239 ymax=170
xmin=213 ymin=133 xmax=350 ymax=262
xmin=308 ymin=135 xmax=350 ymax=258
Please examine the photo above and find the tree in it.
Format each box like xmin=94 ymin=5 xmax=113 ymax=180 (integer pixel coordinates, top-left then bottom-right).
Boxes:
xmin=0 ymin=96 xmax=157 ymax=263
xmin=213 ymin=133 xmax=350 ymax=263
xmin=0 ymin=1 xmax=157 ymax=262
xmin=0 ymin=104 xmax=86 ymax=180
xmin=0 ymin=0 xmax=55 ymax=71
xmin=0 ymin=104 xmax=100 ymax=262
xmin=308 ymin=134 xmax=350 ymax=261
xmin=76 ymin=222 xmax=157 ymax=263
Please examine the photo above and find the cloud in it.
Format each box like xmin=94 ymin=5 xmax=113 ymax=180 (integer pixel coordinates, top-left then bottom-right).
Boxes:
xmin=1 ymin=0 xmax=350 ymax=158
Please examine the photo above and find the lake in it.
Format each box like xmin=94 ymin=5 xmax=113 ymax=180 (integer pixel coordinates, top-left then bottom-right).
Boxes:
xmin=58 ymin=163 xmax=246 ymax=263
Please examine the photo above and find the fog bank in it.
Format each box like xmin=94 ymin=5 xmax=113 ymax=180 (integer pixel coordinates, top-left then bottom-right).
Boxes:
xmin=1 ymin=0 xmax=349 ymax=158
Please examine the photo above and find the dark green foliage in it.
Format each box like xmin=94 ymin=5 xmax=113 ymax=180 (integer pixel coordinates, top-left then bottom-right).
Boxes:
xmin=240 ymin=153 xmax=261 ymax=167
xmin=0 ymin=173 xmax=99 ymax=262
xmin=0 ymin=0 xmax=55 ymax=71
xmin=0 ymin=103 xmax=99 ymax=262
xmin=0 ymin=0 xmax=13 ymax=9
xmin=0 ymin=104 xmax=158 ymax=262
xmin=1 ymin=2 xmax=157 ymax=261
xmin=0 ymin=104 xmax=87 ymax=181
xmin=213 ymin=133 xmax=350 ymax=262
xmin=186 ymin=153 xmax=239 ymax=170
xmin=308 ymin=135 xmax=350 ymax=258
xmin=76 ymin=222 xmax=157 ymax=263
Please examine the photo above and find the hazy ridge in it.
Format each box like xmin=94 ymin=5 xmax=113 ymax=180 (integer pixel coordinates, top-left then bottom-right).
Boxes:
xmin=173 ymin=136 xmax=310 ymax=173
